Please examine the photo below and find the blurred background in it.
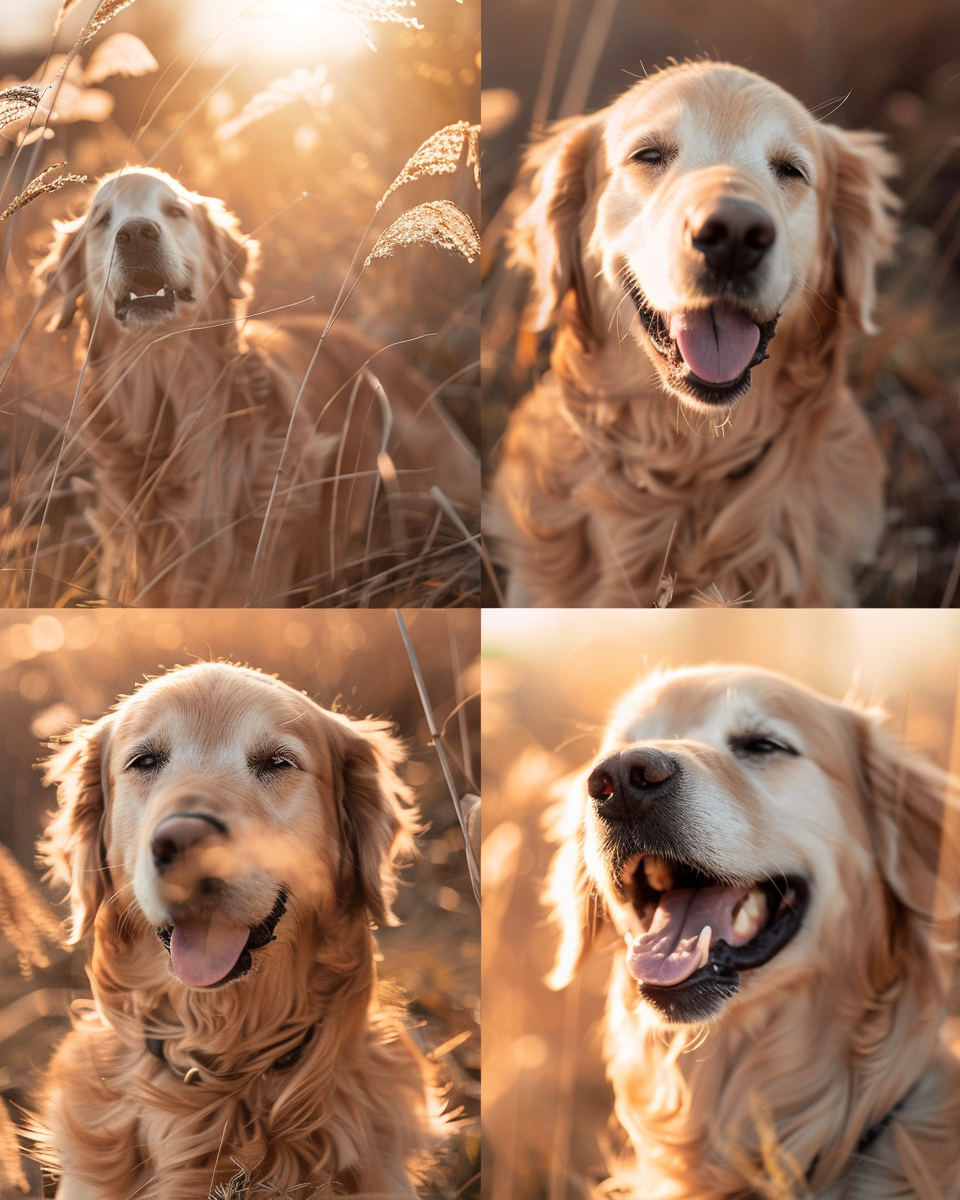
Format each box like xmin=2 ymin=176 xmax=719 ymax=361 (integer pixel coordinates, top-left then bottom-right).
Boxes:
xmin=481 ymin=0 xmax=960 ymax=606
xmin=0 ymin=608 xmax=479 ymax=1197
xmin=0 ymin=0 xmax=480 ymax=605
xmin=482 ymin=608 xmax=960 ymax=1199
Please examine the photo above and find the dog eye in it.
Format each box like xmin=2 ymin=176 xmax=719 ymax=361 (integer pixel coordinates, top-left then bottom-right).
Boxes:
xmin=772 ymin=159 xmax=807 ymax=183
xmin=729 ymin=734 xmax=798 ymax=757
xmin=631 ymin=146 xmax=667 ymax=166
xmin=165 ymin=204 xmax=187 ymax=218
xmin=95 ymin=209 xmax=112 ymax=228
xmin=126 ymin=750 xmax=166 ymax=772
xmin=252 ymin=751 xmax=299 ymax=777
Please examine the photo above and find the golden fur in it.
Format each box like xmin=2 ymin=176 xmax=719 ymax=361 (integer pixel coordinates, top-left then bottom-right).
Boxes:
xmin=38 ymin=662 xmax=435 ymax=1199
xmin=36 ymin=168 xmax=479 ymax=607
xmin=547 ymin=665 xmax=960 ymax=1199
xmin=491 ymin=62 xmax=898 ymax=607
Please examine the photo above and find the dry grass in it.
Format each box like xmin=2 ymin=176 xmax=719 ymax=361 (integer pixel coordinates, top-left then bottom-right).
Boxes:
xmin=0 ymin=0 xmax=480 ymax=608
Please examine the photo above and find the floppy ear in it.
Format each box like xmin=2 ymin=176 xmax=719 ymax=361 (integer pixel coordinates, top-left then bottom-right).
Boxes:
xmin=38 ymin=714 xmax=113 ymax=945
xmin=510 ymin=114 xmax=602 ymax=339
xmin=194 ymin=197 xmax=259 ymax=304
xmin=33 ymin=213 xmax=88 ymax=331
xmin=818 ymin=125 xmax=899 ymax=335
xmin=543 ymin=773 xmax=605 ymax=989
xmin=853 ymin=709 xmax=960 ymax=944
xmin=334 ymin=717 xmax=419 ymax=926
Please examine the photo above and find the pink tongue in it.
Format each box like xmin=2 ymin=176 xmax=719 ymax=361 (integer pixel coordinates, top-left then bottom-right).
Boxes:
xmin=169 ymin=915 xmax=250 ymax=988
xmin=627 ymin=885 xmax=749 ymax=987
xmin=669 ymin=309 xmax=760 ymax=384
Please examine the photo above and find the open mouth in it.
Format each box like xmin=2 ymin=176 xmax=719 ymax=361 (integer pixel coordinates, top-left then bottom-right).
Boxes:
xmin=622 ymin=855 xmax=808 ymax=1022
xmin=114 ymin=269 xmax=191 ymax=322
xmin=156 ymin=889 xmax=287 ymax=989
xmin=627 ymin=283 xmax=779 ymax=407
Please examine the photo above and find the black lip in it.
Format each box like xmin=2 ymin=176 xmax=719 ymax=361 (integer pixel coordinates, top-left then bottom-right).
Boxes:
xmin=632 ymin=872 xmax=809 ymax=1023
xmin=626 ymin=281 xmax=780 ymax=407
xmin=113 ymin=268 xmax=192 ymax=322
xmin=156 ymin=888 xmax=288 ymax=989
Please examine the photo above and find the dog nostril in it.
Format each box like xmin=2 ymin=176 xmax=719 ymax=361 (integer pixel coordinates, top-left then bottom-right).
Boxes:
xmin=693 ymin=218 xmax=728 ymax=248
xmin=629 ymin=763 xmax=671 ymax=788
xmin=150 ymin=813 xmax=227 ymax=873
xmin=745 ymin=222 xmax=775 ymax=250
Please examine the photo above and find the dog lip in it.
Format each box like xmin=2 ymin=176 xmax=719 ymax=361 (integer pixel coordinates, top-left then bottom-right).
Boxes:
xmin=625 ymin=282 xmax=780 ymax=405
xmin=632 ymin=873 xmax=809 ymax=1020
xmin=155 ymin=887 xmax=288 ymax=989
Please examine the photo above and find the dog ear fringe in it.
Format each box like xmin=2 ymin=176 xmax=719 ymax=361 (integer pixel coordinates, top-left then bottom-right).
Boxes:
xmin=853 ymin=708 xmax=960 ymax=980
xmin=818 ymin=125 xmax=900 ymax=336
xmin=543 ymin=770 xmax=606 ymax=990
xmin=38 ymin=715 xmax=113 ymax=946
xmin=334 ymin=715 xmax=420 ymax=928
xmin=509 ymin=114 xmax=602 ymax=342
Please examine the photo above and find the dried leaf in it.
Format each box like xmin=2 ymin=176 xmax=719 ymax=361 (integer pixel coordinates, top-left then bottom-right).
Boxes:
xmin=0 ymin=86 xmax=41 ymax=133
xmin=377 ymin=121 xmax=479 ymax=211
xmin=215 ymin=65 xmax=332 ymax=142
xmin=244 ymin=0 xmax=422 ymax=52
xmin=84 ymin=32 xmax=158 ymax=84
xmin=365 ymin=201 xmax=480 ymax=266
xmin=78 ymin=0 xmax=140 ymax=47
xmin=0 ymin=163 xmax=87 ymax=224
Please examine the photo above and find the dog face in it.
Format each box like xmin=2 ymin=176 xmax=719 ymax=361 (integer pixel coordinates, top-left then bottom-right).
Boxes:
xmin=515 ymin=62 xmax=897 ymax=412
xmin=548 ymin=666 xmax=954 ymax=1026
xmin=40 ymin=663 xmax=415 ymax=991
xmin=35 ymin=168 xmax=258 ymax=340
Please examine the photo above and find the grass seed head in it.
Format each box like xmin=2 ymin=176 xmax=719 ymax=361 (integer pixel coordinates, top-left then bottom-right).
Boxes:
xmin=377 ymin=121 xmax=480 ymax=210
xmin=365 ymin=201 xmax=480 ymax=265
xmin=0 ymin=163 xmax=87 ymax=223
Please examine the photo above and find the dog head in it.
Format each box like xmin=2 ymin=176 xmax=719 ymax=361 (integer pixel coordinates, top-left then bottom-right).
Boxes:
xmin=40 ymin=662 xmax=416 ymax=992
xmin=513 ymin=61 xmax=897 ymax=413
xmin=34 ymin=167 xmax=259 ymax=343
xmin=547 ymin=665 xmax=958 ymax=1026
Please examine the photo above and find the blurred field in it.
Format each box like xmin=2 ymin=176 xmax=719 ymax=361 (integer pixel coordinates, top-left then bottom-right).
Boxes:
xmin=0 ymin=608 xmax=480 ymax=1197
xmin=481 ymin=609 xmax=960 ymax=1199
xmin=0 ymin=0 xmax=480 ymax=606
xmin=481 ymin=0 xmax=960 ymax=606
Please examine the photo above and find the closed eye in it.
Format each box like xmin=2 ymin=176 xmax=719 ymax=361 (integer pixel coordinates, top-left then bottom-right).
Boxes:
xmin=250 ymin=748 xmax=301 ymax=779
xmin=629 ymin=143 xmax=675 ymax=167
xmin=165 ymin=204 xmax=188 ymax=218
xmin=125 ymin=747 xmax=167 ymax=772
xmin=771 ymin=158 xmax=807 ymax=183
xmin=729 ymin=733 xmax=798 ymax=758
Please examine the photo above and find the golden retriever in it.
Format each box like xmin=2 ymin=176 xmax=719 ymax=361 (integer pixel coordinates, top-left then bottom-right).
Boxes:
xmin=491 ymin=62 xmax=898 ymax=607
xmin=547 ymin=665 xmax=960 ymax=1199
xmin=37 ymin=662 xmax=435 ymax=1199
xmin=36 ymin=168 xmax=479 ymax=607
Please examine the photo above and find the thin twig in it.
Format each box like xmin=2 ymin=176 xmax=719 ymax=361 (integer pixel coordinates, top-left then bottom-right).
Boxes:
xmin=394 ymin=612 xmax=479 ymax=905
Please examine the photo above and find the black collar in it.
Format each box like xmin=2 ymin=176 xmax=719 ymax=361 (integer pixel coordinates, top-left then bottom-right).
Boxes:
xmin=146 ymin=1023 xmax=315 ymax=1086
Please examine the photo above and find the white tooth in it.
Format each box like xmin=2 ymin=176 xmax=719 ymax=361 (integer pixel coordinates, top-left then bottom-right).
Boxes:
xmin=643 ymin=855 xmax=675 ymax=891
xmin=156 ymin=287 xmax=165 ymax=296
xmin=732 ymin=888 xmax=766 ymax=941
xmin=695 ymin=925 xmax=711 ymax=969
xmin=129 ymin=291 xmax=137 ymax=300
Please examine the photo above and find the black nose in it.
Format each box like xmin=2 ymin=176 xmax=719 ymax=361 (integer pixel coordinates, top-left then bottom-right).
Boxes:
xmin=587 ymin=747 xmax=680 ymax=822
xmin=115 ymin=219 xmax=160 ymax=247
xmin=151 ymin=813 xmax=227 ymax=873
xmin=688 ymin=198 xmax=775 ymax=275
